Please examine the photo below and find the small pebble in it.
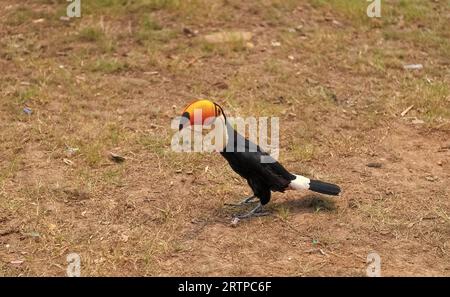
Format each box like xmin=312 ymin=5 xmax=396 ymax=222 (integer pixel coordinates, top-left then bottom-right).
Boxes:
xmin=367 ymin=162 xmax=382 ymax=168
xmin=230 ymin=217 xmax=240 ymax=227
xmin=23 ymin=107 xmax=32 ymax=115
xmin=271 ymin=41 xmax=281 ymax=47
xmin=109 ymin=152 xmax=125 ymax=163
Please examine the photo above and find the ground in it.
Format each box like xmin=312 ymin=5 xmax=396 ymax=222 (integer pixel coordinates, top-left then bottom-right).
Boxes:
xmin=0 ymin=0 xmax=449 ymax=276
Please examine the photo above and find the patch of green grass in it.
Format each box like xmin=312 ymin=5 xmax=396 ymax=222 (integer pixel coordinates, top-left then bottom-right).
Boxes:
xmin=6 ymin=7 xmax=35 ymax=26
xmin=383 ymin=29 xmax=450 ymax=58
xmin=82 ymin=142 xmax=104 ymax=167
xmin=310 ymin=0 xmax=369 ymax=23
xmin=304 ymin=85 xmax=339 ymax=106
xmin=83 ymin=0 xmax=206 ymax=19
xmin=258 ymin=0 xmax=298 ymax=25
xmin=141 ymin=15 xmax=162 ymax=31
xmin=14 ymin=87 xmax=40 ymax=106
xmin=4 ymin=86 xmax=44 ymax=117
xmin=79 ymin=27 xmax=105 ymax=42
xmin=135 ymin=14 xmax=176 ymax=45
xmin=82 ymin=0 xmax=134 ymax=15
xmin=400 ymin=79 xmax=450 ymax=122
xmin=398 ymin=0 xmax=434 ymax=22
xmin=138 ymin=133 xmax=169 ymax=156
xmin=277 ymin=206 xmax=290 ymax=220
xmin=90 ymin=58 xmax=129 ymax=74
xmin=104 ymin=124 xmax=122 ymax=146
xmin=364 ymin=47 xmax=393 ymax=74
xmin=0 ymin=156 xmax=22 ymax=185
xmin=129 ymin=0 xmax=190 ymax=12
xmin=268 ymin=0 xmax=298 ymax=11
xmin=309 ymin=197 xmax=336 ymax=213
xmin=200 ymin=39 xmax=248 ymax=56
xmin=77 ymin=27 xmax=117 ymax=53
xmin=102 ymin=168 xmax=125 ymax=187
xmin=99 ymin=39 xmax=117 ymax=54
xmin=310 ymin=0 xmax=440 ymax=29
xmin=142 ymin=48 xmax=166 ymax=69
xmin=263 ymin=59 xmax=284 ymax=75
xmin=286 ymin=143 xmax=316 ymax=162
xmin=359 ymin=198 xmax=399 ymax=227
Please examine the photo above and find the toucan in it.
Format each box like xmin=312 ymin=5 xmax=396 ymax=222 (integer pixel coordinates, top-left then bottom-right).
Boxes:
xmin=178 ymin=99 xmax=341 ymax=219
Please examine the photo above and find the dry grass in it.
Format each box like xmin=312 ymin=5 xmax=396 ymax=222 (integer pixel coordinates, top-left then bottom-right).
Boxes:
xmin=0 ymin=0 xmax=449 ymax=276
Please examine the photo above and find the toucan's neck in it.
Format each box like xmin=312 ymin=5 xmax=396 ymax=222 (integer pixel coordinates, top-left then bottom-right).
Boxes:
xmin=222 ymin=120 xmax=245 ymax=153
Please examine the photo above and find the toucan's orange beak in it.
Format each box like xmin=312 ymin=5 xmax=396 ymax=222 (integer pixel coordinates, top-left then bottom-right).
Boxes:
xmin=179 ymin=99 xmax=220 ymax=131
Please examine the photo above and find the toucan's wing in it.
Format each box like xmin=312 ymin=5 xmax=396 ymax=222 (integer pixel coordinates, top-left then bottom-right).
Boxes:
xmin=229 ymin=132 xmax=294 ymax=192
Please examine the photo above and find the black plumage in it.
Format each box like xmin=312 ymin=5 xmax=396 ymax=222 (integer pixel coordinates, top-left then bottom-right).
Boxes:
xmin=220 ymin=122 xmax=295 ymax=206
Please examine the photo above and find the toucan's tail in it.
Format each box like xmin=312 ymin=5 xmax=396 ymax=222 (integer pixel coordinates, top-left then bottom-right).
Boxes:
xmin=289 ymin=175 xmax=341 ymax=196
xmin=309 ymin=179 xmax=341 ymax=195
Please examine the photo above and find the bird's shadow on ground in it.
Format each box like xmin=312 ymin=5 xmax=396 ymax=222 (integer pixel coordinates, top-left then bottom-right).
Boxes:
xmin=270 ymin=194 xmax=337 ymax=215
xmin=215 ymin=194 xmax=337 ymax=225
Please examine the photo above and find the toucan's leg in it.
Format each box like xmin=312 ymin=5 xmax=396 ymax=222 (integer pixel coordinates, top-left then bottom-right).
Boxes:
xmin=234 ymin=203 xmax=270 ymax=219
xmin=224 ymin=195 xmax=258 ymax=207
xmin=242 ymin=195 xmax=258 ymax=204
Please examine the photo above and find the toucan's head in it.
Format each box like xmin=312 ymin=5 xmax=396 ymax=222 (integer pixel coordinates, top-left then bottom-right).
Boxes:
xmin=179 ymin=99 xmax=225 ymax=131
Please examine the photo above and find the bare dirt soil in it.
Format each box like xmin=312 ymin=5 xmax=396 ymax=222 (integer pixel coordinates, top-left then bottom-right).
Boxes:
xmin=0 ymin=0 xmax=449 ymax=276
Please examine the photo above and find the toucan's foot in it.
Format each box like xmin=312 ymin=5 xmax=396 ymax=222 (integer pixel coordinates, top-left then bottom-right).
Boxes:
xmin=224 ymin=195 xmax=258 ymax=207
xmin=234 ymin=203 xmax=270 ymax=219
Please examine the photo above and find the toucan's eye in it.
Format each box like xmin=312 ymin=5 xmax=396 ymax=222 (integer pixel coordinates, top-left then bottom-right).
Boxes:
xmin=179 ymin=111 xmax=190 ymax=131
